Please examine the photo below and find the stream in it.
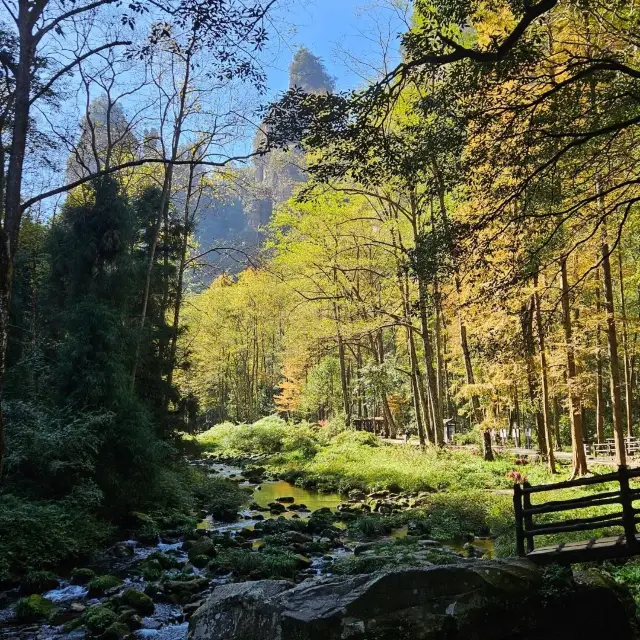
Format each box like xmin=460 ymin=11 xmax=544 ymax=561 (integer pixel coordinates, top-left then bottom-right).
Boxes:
xmin=0 ymin=462 xmax=344 ymax=639
xmin=0 ymin=460 xmax=493 ymax=639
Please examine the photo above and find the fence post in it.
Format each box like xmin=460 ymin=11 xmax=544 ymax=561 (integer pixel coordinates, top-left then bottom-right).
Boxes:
xmin=522 ymin=481 xmax=534 ymax=553
xmin=513 ymin=483 xmax=525 ymax=556
xmin=619 ymin=465 xmax=637 ymax=549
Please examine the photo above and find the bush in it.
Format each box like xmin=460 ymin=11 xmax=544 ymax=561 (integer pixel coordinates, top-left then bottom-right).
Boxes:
xmin=422 ymin=492 xmax=491 ymax=540
xmin=190 ymin=473 xmax=249 ymax=522
xmin=196 ymin=417 xmax=322 ymax=458
xmin=21 ymin=571 xmax=59 ymax=595
xmin=3 ymin=400 xmax=107 ymax=499
xmin=71 ymin=567 xmax=96 ymax=584
xmin=209 ymin=549 xmax=299 ymax=580
xmin=331 ymin=430 xmax=379 ymax=447
xmin=0 ymin=494 xmax=112 ymax=576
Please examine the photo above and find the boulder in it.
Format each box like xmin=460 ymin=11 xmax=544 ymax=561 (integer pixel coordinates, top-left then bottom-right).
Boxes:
xmin=188 ymin=536 xmax=217 ymax=559
xmin=188 ymin=560 xmax=637 ymax=640
xmin=189 ymin=580 xmax=294 ymax=640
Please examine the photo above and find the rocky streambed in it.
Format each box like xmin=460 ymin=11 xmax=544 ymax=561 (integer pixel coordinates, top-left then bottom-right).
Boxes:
xmin=0 ymin=457 xmax=495 ymax=639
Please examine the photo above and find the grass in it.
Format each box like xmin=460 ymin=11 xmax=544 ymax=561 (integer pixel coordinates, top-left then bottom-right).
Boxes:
xmin=196 ymin=418 xmax=558 ymax=493
xmin=196 ymin=419 xmax=640 ymax=561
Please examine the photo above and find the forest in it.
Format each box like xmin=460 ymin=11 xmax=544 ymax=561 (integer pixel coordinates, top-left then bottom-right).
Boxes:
xmin=2 ymin=0 xmax=640 ymax=639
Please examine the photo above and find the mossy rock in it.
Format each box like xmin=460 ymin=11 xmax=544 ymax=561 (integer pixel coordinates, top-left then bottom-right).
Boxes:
xmin=140 ymin=558 xmax=163 ymax=581
xmin=120 ymin=588 xmax=154 ymax=616
xmin=21 ymin=570 xmax=60 ymax=595
xmin=15 ymin=594 xmax=54 ymax=622
xmin=88 ymin=574 xmax=123 ymax=596
xmin=117 ymin=607 xmax=142 ymax=628
xmin=71 ymin=567 xmax=96 ymax=585
xmin=83 ymin=604 xmax=118 ymax=634
xmin=101 ymin=621 xmax=130 ymax=639
xmin=190 ymin=554 xmax=210 ymax=569
xmin=188 ymin=536 xmax=217 ymax=559
xmin=147 ymin=551 xmax=182 ymax=570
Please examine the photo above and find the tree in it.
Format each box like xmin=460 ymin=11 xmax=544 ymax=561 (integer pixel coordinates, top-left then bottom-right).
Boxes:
xmin=0 ymin=0 xmax=277 ymax=478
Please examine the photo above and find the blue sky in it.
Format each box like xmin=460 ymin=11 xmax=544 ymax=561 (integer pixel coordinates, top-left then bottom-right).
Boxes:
xmin=263 ymin=0 xmax=408 ymax=98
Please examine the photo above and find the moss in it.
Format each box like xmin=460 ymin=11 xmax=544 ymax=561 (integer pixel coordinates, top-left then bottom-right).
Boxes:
xmin=140 ymin=558 xmax=163 ymax=581
xmin=127 ymin=512 xmax=160 ymax=544
xmin=83 ymin=604 xmax=118 ymax=634
xmin=190 ymin=554 xmax=210 ymax=569
xmin=88 ymin=574 xmax=123 ymax=596
xmin=21 ymin=570 xmax=60 ymax=594
xmin=330 ymin=555 xmax=389 ymax=576
xmin=102 ymin=622 xmax=130 ymax=639
xmin=15 ymin=594 xmax=54 ymax=622
xmin=147 ymin=551 xmax=182 ymax=569
xmin=120 ymin=588 xmax=154 ymax=616
xmin=71 ymin=567 xmax=96 ymax=584
xmin=208 ymin=549 xmax=298 ymax=580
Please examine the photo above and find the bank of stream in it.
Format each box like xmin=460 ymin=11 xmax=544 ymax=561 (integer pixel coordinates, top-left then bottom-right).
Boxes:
xmin=0 ymin=458 xmax=494 ymax=639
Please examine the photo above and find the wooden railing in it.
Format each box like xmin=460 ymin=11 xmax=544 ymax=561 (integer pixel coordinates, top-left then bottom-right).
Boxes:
xmin=513 ymin=465 xmax=640 ymax=557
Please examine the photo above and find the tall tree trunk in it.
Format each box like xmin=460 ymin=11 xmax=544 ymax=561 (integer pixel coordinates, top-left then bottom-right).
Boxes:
xmin=131 ymin=50 xmax=192 ymax=388
xmin=617 ymin=248 xmax=633 ymax=437
xmin=369 ymin=331 xmax=398 ymax=437
xmin=457 ymin=280 xmax=492 ymax=460
xmin=553 ymin=395 xmax=562 ymax=447
xmin=416 ymin=278 xmax=444 ymax=445
xmin=337 ymin=332 xmax=351 ymax=427
xmin=165 ymin=173 xmax=194 ymax=407
xmin=533 ymin=273 xmax=556 ymax=473
xmin=560 ymin=258 xmax=588 ymax=476
xmin=0 ymin=19 xmax=38 ymax=480
xmin=595 ymin=272 xmax=605 ymax=444
xmin=433 ymin=280 xmax=447 ymax=419
xmin=522 ymin=298 xmax=548 ymax=458
xmin=601 ymin=239 xmax=627 ymax=465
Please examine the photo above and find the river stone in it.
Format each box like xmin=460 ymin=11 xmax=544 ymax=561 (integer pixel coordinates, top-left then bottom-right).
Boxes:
xmin=188 ymin=560 xmax=636 ymax=640
xmin=189 ymin=580 xmax=294 ymax=640
xmin=188 ymin=537 xmax=217 ymax=559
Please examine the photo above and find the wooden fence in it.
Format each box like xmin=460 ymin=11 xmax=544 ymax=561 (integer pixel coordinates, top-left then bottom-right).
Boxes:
xmin=513 ymin=465 xmax=640 ymax=564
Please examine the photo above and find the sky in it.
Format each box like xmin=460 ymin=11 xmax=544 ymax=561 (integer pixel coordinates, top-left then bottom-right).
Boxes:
xmin=23 ymin=0 xmax=409 ymax=215
xmin=262 ymin=0 xmax=408 ymax=98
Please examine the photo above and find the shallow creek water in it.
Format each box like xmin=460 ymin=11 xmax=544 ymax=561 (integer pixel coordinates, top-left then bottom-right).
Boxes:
xmin=0 ymin=464 xmax=344 ymax=639
xmin=0 ymin=461 xmax=493 ymax=639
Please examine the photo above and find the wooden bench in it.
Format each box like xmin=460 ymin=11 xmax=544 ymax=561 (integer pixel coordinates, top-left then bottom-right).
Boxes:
xmin=513 ymin=465 xmax=640 ymax=564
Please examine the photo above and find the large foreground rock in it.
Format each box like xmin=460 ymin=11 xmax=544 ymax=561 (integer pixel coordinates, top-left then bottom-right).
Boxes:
xmin=189 ymin=561 xmax=636 ymax=640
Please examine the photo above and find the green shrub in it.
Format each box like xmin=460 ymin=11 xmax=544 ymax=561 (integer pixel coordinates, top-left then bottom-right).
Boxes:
xmin=209 ymin=549 xmax=298 ymax=579
xmin=423 ymin=492 xmax=491 ymax=540
xmin=71 ymin=567 xmax=96 ymax=584
xmin=21 ymin=570 xmax=59 ymax=594
xmin=139 ymin=558 xmax=163 ymax=581
xmin=331 ymin=430 xmax=379 ymax=447
xmin=0 ymin=494 xmax=112 ymax=575
xmin=194 ymin=475 xmax=248 ymax=521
